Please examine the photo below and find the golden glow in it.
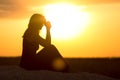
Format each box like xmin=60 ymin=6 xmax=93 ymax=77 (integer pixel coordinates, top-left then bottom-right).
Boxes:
xmin=42 ymin=3 xmax=90 ymax=40
xmin=1 ymin=2 xmax=120 ymax=57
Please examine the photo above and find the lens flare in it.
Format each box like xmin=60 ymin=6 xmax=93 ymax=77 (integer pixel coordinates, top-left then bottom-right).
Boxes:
xmin=52 ymin=58 xmax=66 ymax=71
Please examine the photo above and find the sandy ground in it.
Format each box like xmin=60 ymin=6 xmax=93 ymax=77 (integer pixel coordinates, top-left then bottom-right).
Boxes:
xmin=0 ymin=66 xmax=119 ymax=80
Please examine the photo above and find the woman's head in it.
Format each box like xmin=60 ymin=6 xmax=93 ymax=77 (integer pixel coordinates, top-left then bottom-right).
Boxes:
xmin=28 ymin=14 xmax=46 ymax=30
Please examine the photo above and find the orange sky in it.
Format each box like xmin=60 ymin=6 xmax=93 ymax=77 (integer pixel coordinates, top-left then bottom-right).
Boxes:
xmin=0 ymin=0 xmax=120 ymax=57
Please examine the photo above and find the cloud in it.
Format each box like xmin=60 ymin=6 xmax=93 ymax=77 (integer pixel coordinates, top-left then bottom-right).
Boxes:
xmin=26 ymin=0 xmax=120 ymax=5
xmin=0 ymin=0 xmax=28 ymax=19
xmin=0 ymin=0 xmax=120 ymax=19
xmin=0 ymin=0 xmax=17 ymax=16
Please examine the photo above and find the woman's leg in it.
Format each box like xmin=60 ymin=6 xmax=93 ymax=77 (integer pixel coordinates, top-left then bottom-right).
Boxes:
xmin=36 ymin=45 xmax=69 ymax=72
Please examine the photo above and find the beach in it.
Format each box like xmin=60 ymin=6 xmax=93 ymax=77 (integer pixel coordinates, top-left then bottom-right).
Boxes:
xmin=0 ymin=57 xmax=120 ymax=80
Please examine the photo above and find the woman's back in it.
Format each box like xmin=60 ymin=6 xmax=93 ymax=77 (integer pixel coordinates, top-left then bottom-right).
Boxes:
xmin=20 ymin=37 xmax=39 ymax=70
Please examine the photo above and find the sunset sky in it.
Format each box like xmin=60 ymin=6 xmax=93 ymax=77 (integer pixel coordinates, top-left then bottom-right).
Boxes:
xmin=0 ymin=0 xmax=120 ymax=57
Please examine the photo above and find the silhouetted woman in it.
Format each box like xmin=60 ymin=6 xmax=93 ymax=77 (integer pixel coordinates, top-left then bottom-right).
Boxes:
xmin=20 ymin=14 xmax=69 ymax=72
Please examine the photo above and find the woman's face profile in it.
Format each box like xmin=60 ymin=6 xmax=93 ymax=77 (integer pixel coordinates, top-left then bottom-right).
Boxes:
xmin=37 ymin=16 xmax=46 ymax=30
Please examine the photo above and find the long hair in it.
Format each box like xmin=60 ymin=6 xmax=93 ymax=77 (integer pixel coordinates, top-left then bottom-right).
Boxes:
xmin=23 ymin=14 xmax=45 ymax=42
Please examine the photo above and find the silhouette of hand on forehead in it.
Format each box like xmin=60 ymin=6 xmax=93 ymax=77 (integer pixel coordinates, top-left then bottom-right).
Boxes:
xmin=45 ymin=21 xmax=51 ymax=30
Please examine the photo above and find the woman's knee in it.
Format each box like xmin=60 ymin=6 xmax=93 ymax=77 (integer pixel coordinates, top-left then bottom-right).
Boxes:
xmin=49 ymin=44 xmax=56 ymax=48
xmin=45 ymin=44 xmax=56 ymax=49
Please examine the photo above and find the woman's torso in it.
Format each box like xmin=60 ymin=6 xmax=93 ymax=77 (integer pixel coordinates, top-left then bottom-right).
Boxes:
xmin=20 ymin=36 xmax=39 ymax=68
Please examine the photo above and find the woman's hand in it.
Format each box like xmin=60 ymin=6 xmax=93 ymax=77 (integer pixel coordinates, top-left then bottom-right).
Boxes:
xmin=45 ymin=21 xmax=51 ymax=30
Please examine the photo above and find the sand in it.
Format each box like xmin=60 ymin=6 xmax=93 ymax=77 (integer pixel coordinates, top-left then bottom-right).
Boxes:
xmin=0 ymin=66 xmax=118 ymax=80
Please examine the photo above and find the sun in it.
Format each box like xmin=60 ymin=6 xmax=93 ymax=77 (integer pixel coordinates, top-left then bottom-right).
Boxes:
xmin=42 ymin=3 xmax=90 ymax=40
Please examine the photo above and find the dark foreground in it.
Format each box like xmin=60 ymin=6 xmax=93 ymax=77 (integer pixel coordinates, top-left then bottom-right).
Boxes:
xmin=0 ymin=57 xmax=120 ymax=79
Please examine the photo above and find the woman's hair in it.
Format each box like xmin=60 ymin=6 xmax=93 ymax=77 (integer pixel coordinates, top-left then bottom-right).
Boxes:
xmin=23 ymin=14 xmax=45 ymax=39
xmin=28 ymin=13 xmax=45 ymax=30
